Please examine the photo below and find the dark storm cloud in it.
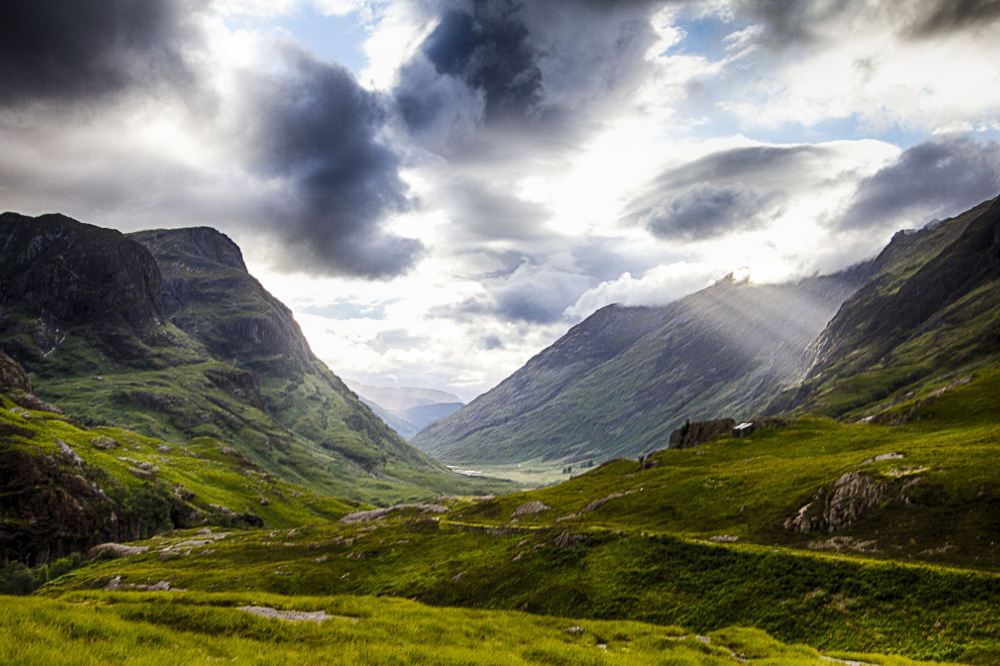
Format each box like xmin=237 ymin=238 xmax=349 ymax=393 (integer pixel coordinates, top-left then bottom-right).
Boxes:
xmin=246 ymin=48 xmax=421 ymax=278
xmin=839 ymin=136 xmax=1000 ymax=229
xmin=393 ymin=0 xmax=664 ymax=157
xmin=422 ymin=4 xmax=541 ymax=121
xmin=906 ymin=0 xmax=1000 ymax=38
xmin=396 ymin=0 xmax=542 ymax=131
xmin=0 ymin=0 xmax=200 ymax=107
xmin=643 ymin=184 xmax=774 ymax=240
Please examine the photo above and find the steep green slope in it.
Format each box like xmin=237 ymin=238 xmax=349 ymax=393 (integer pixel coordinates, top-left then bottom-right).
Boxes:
xmin=129 ymin=227 xmax=446 ymax=479
xmin=414 ymin=268 xmax=869 ymax=465
xmin=0 ymin=352 xmax=359 ymax=567
xmin=775 ymin=195 xmax=1000 ymax=418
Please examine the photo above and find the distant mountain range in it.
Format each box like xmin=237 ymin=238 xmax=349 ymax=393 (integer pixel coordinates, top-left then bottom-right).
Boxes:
xmin=413 ymin=195 xmax=1000 ymax=466
xmin=0 ymin=213 xmax=510 ymax=506
xmin=344 ymin=379 xmax=464 ymax=439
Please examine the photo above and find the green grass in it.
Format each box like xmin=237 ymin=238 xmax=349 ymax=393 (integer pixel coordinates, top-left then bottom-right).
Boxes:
xmin=35 ymin=367 xmax=1000 ymax=662
xmin=0 ymin=392 xmax=361 ymax=553
xmin=33 ymin=362 xmax=516 ymax=506
xmin=43 ymin=514 xmax=1000 ymax=662
xmin=0 ymin=590 xmax=952 ymax=665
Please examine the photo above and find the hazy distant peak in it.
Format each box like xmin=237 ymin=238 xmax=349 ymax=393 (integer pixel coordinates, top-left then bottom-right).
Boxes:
xmin=344 ymin=379 xmax=463 ymax=412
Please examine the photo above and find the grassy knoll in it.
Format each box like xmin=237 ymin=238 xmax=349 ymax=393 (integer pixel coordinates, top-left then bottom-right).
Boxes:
xmin=2 ymin=590 xmax=951 ymax=665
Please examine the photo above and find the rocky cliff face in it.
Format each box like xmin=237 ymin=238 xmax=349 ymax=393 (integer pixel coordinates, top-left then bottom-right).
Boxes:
xmin=130 ymin=228 xmax=313 ymax=376
xmin=0 ymin=213 xmax=166 ymax=372
xmin=1 ymin=442 xmax=133 ymax=565
xmin=667 ymin=419 xmax=735 ymax=450
xmin=0 ymin=350 xmax=31 ymax=392
xmin=0 ymin=213 xmax=163 ymax=328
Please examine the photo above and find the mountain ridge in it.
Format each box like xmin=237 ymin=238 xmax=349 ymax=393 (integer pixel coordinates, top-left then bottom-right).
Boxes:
xmin=413 ymin=266 xmax=871 ymax=464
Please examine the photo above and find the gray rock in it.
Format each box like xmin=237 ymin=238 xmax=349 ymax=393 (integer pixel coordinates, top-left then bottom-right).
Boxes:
xmin=511 ymin=501 xmax=550 ymax=519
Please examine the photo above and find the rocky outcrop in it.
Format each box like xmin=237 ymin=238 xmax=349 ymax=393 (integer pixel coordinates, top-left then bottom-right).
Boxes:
xmin=0 ymin=350 xmax=31 ymax=392
xmin=511 ymin=501 xmax=550 ymax=519
xmin=785 ymin=472 xmax=887 ymax=534
xmin=0 ymin=350 xmax=62 ymax=413
xmin=668 ymin=419 xmax=735 ymax=450
xmin=0 ymin=443 xmax=129 ymax=565
xmin=339 ymin=503 xmax=450 ymax=524
xmin=204 ymin=368 xmax=265 ymax=411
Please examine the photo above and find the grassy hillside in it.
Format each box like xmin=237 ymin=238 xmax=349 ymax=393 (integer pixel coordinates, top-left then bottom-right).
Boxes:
xmin=0 ymin=386 xmax=361 ymax=568
xmin=43 ymin=507 xmax=999 ymax=662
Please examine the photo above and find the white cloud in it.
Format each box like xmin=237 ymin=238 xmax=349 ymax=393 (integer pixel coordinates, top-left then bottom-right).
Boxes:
xmin=715 ymin=2 xmax=1000 ymax=133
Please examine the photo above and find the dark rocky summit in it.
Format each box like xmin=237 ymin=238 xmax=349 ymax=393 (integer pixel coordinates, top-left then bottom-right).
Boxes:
xmin=0 ymin=212 xmax=166 ymax=371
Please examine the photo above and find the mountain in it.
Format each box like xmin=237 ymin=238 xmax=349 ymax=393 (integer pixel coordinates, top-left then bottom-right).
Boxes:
xmin=416 ymin=195 xmax=1000 ymax=469
xmin=0 ymin=213 xmax=511 ymax=504
xmin=344 ymin=379 xmax=464 ymax=439
xmin=771 ymin=195 xmax=1000 ymax=418
xmin=413 ymin=267 xmax=871 ymax=465
xmin=6 ymin=200 xmax=1000 ymax=665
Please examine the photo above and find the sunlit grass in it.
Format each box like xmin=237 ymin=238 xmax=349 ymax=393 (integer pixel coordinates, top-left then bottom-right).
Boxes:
xmin=0 ymin=591 xmax=952 ymax=665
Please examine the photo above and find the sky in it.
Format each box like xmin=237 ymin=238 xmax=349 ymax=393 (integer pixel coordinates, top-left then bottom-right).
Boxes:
xmin=2 ymin=0 xmax=1000 ymax=402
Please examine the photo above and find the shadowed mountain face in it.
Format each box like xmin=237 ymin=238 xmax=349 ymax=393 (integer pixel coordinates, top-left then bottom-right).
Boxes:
xmin=0 ymin=213 xmax=500 ymax=504
xmin=412 ymin=266 xmax=872 ymax=465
